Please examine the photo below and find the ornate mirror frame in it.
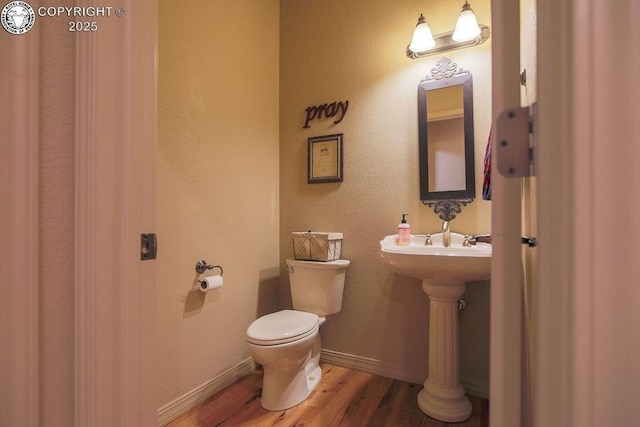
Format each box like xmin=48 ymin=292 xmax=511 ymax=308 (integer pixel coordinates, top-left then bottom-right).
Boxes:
xmin=418 ymin=57 xmax=475 ymax=221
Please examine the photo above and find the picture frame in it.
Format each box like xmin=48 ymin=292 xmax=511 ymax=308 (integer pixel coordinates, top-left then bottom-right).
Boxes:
xmin=307 ymin=134 xmax=343 ymax=184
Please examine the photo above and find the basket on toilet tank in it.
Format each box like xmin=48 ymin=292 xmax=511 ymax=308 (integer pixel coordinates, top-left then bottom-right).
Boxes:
xmin=292 ymin=232 xmax=343 ymax=261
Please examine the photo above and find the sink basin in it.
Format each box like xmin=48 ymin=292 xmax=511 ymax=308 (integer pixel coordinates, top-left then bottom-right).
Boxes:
xmin=378 ymin=232 xmax=492 ymax=422
xmin=379 ymin=233 xmax=491 ymax=284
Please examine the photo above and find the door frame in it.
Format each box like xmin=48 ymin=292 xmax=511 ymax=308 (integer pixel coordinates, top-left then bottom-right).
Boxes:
xmin=0 ymin=23 xmax=40 ymax=427
xmin=490 ymin=0 xmax=523 ymax=425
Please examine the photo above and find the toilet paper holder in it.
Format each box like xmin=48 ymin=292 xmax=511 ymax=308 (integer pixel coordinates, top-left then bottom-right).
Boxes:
xmin=195 ymin=260 xmax=224 ymax=276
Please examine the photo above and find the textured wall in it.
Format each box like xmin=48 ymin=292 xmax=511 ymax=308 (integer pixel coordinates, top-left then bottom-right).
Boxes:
xmin=157 ymin=0 xmax=280 ymax=407
xmin=279 ymin=0 xmax=492 ymax=384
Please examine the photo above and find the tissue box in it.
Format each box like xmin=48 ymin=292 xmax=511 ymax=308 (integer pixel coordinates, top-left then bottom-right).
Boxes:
xmin=292 ymin=232 xmax=343 ymax=261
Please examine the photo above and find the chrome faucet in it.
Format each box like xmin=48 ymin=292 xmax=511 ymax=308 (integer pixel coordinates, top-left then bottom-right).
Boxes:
xmin=466 ymin=234 xmax=492 ymax=245
xmin=464 ymin=234 xmax=537 ymax=247
xmin=442 ymin=221 xmax=451 ymax=247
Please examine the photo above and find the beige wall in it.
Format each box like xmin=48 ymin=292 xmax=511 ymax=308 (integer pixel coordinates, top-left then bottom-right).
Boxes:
xmin=156 ymin=0 xmax=492 ymax=409
xmin=157 ymin=0 xmax=280 ymax=408
xmin=279 ymin=0 xmax=492 ymax=385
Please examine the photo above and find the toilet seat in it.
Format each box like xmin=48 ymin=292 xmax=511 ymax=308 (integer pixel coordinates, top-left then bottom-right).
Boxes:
xmin=247 ymin=310 xmax=319 ymax=346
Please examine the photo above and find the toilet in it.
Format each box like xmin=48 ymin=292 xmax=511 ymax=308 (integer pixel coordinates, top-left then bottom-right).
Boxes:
xmin=246 ymin=257 xmax=350 ymax=411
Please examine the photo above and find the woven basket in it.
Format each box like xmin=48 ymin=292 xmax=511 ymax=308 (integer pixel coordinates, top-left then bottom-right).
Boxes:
xmin=292 ymin=232 xmax=343 ymax=261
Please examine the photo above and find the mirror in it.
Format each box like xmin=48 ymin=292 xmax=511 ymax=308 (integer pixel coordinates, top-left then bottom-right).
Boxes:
xmin=418 ymin=57 xmax=475 ymax=202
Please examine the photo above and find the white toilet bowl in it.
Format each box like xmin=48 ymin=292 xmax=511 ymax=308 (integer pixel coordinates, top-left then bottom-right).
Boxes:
xmin=246 ymin=310 xmax=324 ymax=411
xmin=246 ymin=258 xmax=350 ymax=411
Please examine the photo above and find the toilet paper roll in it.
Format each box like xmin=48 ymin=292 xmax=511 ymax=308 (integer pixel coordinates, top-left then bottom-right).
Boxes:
xmin=199 ymin=275 xmax=223 ymax=292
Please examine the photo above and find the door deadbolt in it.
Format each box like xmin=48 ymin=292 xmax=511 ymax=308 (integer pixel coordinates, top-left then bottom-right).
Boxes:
xmin=141 ymin=233 xmax=157 ymax=260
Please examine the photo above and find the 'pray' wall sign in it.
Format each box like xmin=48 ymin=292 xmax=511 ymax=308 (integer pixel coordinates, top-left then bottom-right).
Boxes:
xmin=303 ymin=100 xmax=349 ymax=128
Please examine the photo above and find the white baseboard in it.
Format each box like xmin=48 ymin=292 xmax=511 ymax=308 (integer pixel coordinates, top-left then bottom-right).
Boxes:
xmin=157 ymin=357 xmax=257 ymax=426
xmin=320 ymin=349 xmax=489 ymax=399
xmin=320 ymin=349 xmax=427 ymax=385
xmin=459 ymin=376 xmax=490 ymax=399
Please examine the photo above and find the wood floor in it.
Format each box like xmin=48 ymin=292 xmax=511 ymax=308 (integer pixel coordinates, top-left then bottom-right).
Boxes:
xmin=165 ymin=363 xmax=489 ymax=426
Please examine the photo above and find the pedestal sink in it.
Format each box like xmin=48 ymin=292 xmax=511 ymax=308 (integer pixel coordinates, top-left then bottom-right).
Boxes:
xmin=379 ymin=232 xmax=491 ymax=422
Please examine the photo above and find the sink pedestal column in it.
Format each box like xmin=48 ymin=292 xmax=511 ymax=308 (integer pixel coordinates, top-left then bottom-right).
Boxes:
xmin=417 ymin=281 xmax=471 ymax=423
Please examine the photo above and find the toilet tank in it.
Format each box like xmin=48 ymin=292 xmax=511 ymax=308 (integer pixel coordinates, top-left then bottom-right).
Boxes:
xmin=286 ymin=258 xmax=350 ymax=315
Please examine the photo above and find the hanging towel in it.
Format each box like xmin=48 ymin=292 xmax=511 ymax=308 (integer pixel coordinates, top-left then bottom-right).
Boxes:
xmin=482 ymin=128 xmax=492 ymax=200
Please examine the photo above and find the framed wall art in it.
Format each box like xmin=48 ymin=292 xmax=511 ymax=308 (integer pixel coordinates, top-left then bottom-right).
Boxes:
xmin=307 ymin=134 xmax=343 ymax=184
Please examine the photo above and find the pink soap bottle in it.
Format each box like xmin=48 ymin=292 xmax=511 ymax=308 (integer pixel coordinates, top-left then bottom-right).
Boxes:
xmin=397 ymin=214 xmax=411 ymax=245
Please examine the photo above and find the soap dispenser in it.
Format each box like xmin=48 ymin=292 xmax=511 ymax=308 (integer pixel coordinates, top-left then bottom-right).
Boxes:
xmin=397 ymin=214 xmax=411 ymax=245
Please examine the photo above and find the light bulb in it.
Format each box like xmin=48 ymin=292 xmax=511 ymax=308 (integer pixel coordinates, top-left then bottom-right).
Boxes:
xmin=452 ymin=2 xmax=481 ymax=42
xmin=409 ymin=14 xmax=436 ymax=53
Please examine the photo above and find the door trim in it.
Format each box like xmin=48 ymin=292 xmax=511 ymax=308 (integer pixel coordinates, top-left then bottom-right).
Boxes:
xmin=0 ymin=23 xmax=40 ymax=427
xmin=490 ymin=0 xmax=523 ymax=425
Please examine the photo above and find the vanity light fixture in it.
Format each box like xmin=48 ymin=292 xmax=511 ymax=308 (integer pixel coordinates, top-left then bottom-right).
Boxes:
xmin=406 ymin=1 xmax=490 ymax=59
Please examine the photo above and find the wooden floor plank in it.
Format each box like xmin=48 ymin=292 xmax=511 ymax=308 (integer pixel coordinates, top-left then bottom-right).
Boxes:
xmin=368 ymin=379 xmax=406 ymax=426
xmin=385 ymin=382 xmax=429 ymax=427
xmin=338 ymin=375 xmax=393 ymax=425
xmin=314 ymin=372 xmax=393 ymax=427
xmin=248 ymin=364 xmax=359 ymax=427
xmin=168 ymin=371 xmax=262 ymax=426
xmin=308 ymin=369 xmax=376 ymax=427
xmin=164 ymin=362 xmax=489 ymax=427
xmin=307 ymin=364 xmax=358 ymax=410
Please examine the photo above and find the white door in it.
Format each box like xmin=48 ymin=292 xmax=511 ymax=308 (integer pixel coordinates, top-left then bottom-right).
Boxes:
xmin=0 ymin=1 xmax=158 ymax=425
xmin=492 ymin=1 xmax=640 ymax=426
xmin=535 ymin=0 xmax=640 ymax=426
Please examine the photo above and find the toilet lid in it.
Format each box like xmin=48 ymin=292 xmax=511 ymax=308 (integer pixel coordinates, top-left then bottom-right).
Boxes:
xmin=246 ymin=310 xmax=319 ymax=346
